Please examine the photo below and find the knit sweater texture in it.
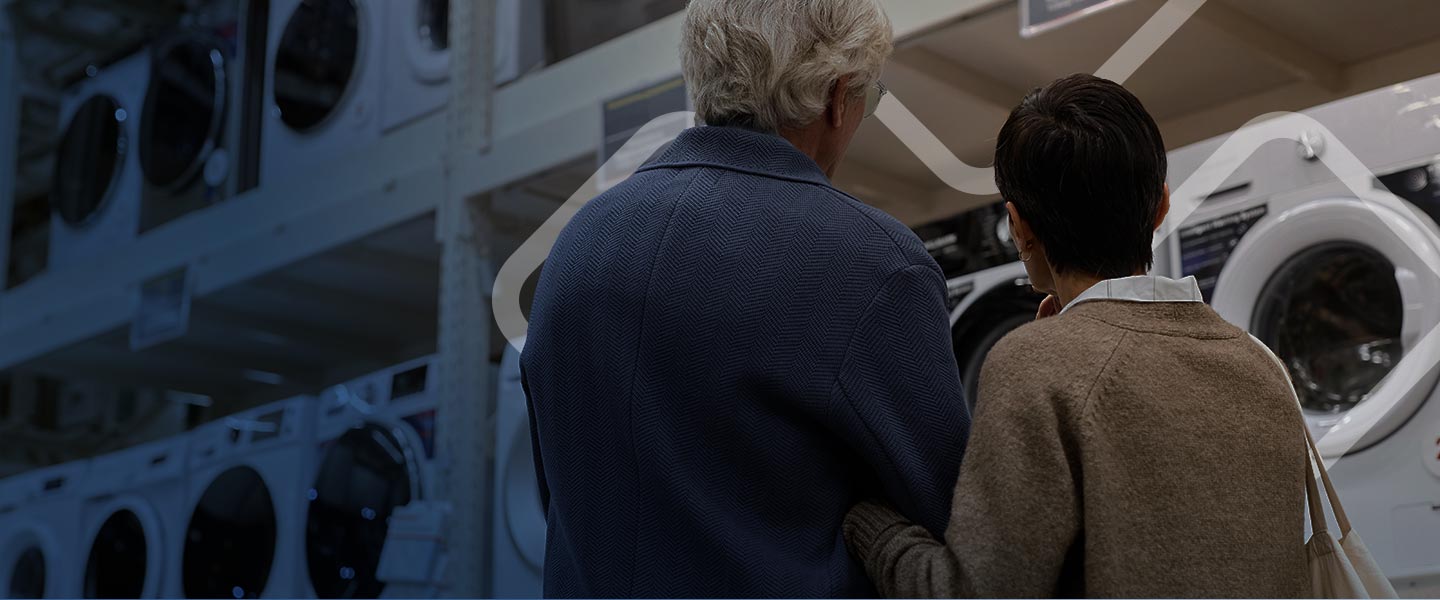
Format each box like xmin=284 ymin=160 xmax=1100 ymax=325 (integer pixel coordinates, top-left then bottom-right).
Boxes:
xmin=845 ymin=300 xmax=1310 ymax=598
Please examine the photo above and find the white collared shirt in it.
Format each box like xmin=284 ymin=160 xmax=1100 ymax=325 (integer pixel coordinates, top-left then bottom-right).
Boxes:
xmin=1060 ymin=275 xmax=1205 ymax=314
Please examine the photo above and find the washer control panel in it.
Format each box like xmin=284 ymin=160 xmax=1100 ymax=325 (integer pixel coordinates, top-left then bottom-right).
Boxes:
xmin=1177 ymin=204 xmax=1269 ymax=301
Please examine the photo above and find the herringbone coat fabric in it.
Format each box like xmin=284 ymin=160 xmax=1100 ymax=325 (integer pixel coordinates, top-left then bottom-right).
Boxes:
xmin=522 ymin=126 xmax=970 ymax=598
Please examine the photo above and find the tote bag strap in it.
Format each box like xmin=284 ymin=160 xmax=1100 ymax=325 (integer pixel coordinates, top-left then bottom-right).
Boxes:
xmin=1249 ymin=335 xmax=1354 ymax=536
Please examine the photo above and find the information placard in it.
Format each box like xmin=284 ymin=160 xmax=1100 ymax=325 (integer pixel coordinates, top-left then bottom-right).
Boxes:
xmin=131 ymin=267 xmax=193 ymax=350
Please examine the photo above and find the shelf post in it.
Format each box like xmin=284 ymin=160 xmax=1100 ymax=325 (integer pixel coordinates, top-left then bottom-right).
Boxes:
xmin=437 ymin=0 xmax=497 ymax=597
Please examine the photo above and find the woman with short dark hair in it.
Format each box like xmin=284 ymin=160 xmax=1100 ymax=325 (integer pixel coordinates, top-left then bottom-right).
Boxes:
xmin=843 ymin=74 xmax=1310 ymax=598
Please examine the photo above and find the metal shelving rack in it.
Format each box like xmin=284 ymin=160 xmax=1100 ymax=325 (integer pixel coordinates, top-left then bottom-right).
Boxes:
xmin=0 ymin=1 xmax=1002 ymax=594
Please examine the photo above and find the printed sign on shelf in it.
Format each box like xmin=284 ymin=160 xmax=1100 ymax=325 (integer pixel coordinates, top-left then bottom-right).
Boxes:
xmin=131 ymin=267 xmax=193 ymax=350
xmin=1021 ymin=0 xmax=1136 ymax=37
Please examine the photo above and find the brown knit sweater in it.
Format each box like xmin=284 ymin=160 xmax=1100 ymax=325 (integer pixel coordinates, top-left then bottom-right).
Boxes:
xmin=844 ymin=300 xmax=1310 ymax=598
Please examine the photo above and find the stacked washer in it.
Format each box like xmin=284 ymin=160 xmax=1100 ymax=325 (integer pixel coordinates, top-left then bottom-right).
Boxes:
xmin=262 ymin=0 xmax=386 ymax=188
xmin=377 ymin=0 xmax=547 ymax=133
xmin=914 ymin=203 xmax=1043 ymax=407
xmin=493 ymin=339 xmax=546 ymax=598
xmin=77 ymin=437 xmax=189 ymax=599
xmin=0 ymin=460 xmax=89 ymax=599
xmin=1163 ymin=73 xmax=1440 ymax=595
xmin=137 ymin=0 xmax=250 ymax=232
xmin=306 ymin=356 xmax=437 ymax=598
xmin=49 ymin=51 xmax=150 ymax=271
xmin=182 ymin=396 xmax=315 ymax=599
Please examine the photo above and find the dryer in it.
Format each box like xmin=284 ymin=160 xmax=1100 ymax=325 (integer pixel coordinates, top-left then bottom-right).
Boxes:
xmin=378 ymin=0 xmax=547 ymax=133
xmin=50 ymin=50 xmax=149 ymax=271
xmin=306 ymin=356 xmax=437 ymax=598
xmin=77 ymin=438 xmax=188 ymax=599
xmin=182 ymin=397 xmax=315 ymax=599
xmin=0 ymin=461 xmax=89 ymax=599
xmin=137 ymin=8 xmax=248 ymax=231
xmin=261 ymin=0 xmax=385 ymax=189
xmin=914 ymin=202 xmax=1043 ymax=408
xmin=493 ymin=339 xmax=545 ymax=598
xmin=1163 ymin=73 xmax=1440 ymax=595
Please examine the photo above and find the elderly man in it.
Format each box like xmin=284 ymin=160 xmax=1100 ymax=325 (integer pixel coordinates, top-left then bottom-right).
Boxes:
xmin=521 ymin=0 xmax=969 ymax=596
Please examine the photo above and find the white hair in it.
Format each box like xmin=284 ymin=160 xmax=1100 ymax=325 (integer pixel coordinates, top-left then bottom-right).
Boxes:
xmin=681 ymin=0 xmax=894 ymax=133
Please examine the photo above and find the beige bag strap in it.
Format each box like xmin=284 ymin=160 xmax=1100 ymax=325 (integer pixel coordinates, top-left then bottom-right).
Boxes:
xmin=1250 ymin=335 xmax=1353 ymax=536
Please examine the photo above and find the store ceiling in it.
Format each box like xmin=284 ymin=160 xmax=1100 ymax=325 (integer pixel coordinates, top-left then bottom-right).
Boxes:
xmin=842 ymin=0 xmax=1440 ymax=225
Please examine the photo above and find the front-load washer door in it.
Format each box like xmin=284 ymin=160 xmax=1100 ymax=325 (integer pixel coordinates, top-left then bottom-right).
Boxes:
xmin=53 ymin=95 xmax=127 ymax=228
xmin=183 ymin=465 xmax=278 ymax=599
xmin=141 ymin=33 xmax=227 ymax=191
xmin=274 ymin=0 xmax=361 ymax=133
xmin=501 ymin=429 xmax=546 ymax=574
xmin=83 ymin=510 xmax=148 ymax=599
xmin=4 ymin=542 xmax=46 ymax=599
xmin=306 ymin=423 xmax=415 ymax=598
xmin=1211 ymin=197 xmax=1440 ymax=456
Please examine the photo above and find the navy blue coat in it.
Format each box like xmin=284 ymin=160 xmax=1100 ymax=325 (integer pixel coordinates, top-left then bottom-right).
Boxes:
xmin=522 ymin=125 xmax=970 ymax=598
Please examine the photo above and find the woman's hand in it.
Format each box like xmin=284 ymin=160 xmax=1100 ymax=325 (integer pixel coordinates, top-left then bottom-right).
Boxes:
xmin=1036 ymin=295 xmax=1061 ymax=320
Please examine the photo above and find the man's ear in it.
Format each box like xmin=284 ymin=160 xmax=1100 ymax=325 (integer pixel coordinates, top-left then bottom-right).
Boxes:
xmin=1154 ymin=184 xmax=1172 ymax=231
xmin=1005 ymin=201 xmax=1033 ymax=251
xmin=829 ymin=75 xmax=853 ymax=129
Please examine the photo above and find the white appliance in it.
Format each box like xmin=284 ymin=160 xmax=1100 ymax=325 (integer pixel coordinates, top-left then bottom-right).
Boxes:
xmin=261 ymin=0 xmax=385 ymax=188
xmin=0 ymin=460 xmax=89 ymax=599
xmin=378 ymin=0 xmax=547 ymax=133
xmin=1163 ymin=74 xmax=1440 ymax=596
xmin=493 ymin=339 xmax=545 ymax=598
xmin=183 ymin=397 xmax=315 ymax=599
xmin=138 ymin=15 xmax=247 ymax=231
xmin=77 ymin=438 xmax=188 ymax=599
xmin=914 ymin=203 xmax=1043 ymax=408
xmin=306 ymin=356 xmax=437 ymax=598
xmin=50 ymin=51 xmax=149 ymax=271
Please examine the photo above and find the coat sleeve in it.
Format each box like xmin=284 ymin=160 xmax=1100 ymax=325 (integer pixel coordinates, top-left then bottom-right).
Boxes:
xmin=843 ymin=333 xmax=1083 ymax=598
xmin=831 ymin=264 xmax=971 ymax=539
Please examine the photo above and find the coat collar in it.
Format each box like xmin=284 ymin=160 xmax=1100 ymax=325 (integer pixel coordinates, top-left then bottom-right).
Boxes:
xmin=637 ymin=126 xmax=835 ymax=189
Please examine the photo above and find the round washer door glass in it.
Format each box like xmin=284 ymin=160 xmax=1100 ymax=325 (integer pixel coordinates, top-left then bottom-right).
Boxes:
xmin=274 ymin=0 xmax=360 ymax=132
xmin=183 ymin=465 xmax=278 ymax=599
xmin=1254 ymin=242 xmax=1404 ymax=416
xmin=306 ymin=423 xmax=414 ymax=598
xmin=419 ymin=0 xmax=448 ymax=51
xmin=141 ymin=35 xmax=225 ymax=188
xmin=53 ymin=95 xmax=126 ymax=226
xmin=84 ymin=510 xmax=147 ymax=598
xmin=8 ymin=546 xmax=45 ymax=599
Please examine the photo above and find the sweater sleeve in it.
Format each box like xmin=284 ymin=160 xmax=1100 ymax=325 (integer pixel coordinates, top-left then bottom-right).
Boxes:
xmin=843 ymin=335 xmax=1083 ymax=598
xmin=832 ymin=264 xmax=970 ymax=539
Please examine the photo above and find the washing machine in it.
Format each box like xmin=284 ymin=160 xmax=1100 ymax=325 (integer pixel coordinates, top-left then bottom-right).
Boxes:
xmin=182 ymin=396 xmax=315 ymax=599
xmin=137 ymin=10 xmax=248 ymax=232
xmin=0 ymin=460 xmax=89 ymax=599
xmin=1163 ymin=74 xmax=1440 ymax=595
xmin=493 ymin=339 xmax=545 ymax=598
xmin=49 ymin=50 xmax=149 ymax=271
xmin=914 ymin=202 xmax=1044 ymax=407
xmin=378 ymin=0 xmax=547 ymax=133
xmin=261 ymin=0 xmax=385 ymax=188
xmin=77 ymin=437 xmax=188 ymax=599
xmin=305 ymin=356 xmax=437 ymax=598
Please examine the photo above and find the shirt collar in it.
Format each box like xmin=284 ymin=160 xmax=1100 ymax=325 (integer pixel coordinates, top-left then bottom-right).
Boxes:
xmin=637 ymin=125 xmax=835 ymax=189
xmin=1060 ymin=275 xmax=1205 ymax=314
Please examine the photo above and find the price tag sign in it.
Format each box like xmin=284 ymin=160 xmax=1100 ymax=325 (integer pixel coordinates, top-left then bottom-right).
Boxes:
xmin=598 ymin=76 xmax=694 ymax=192
xmin=1021 ymin=0 xmax=1135 ymax=37
xmin=131 ymin=267 xmax=193 ymax=350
